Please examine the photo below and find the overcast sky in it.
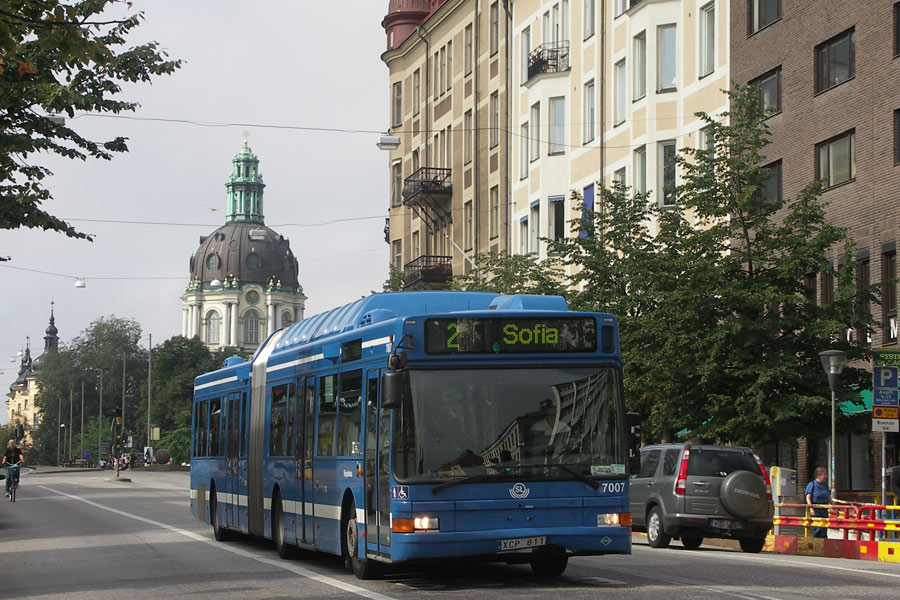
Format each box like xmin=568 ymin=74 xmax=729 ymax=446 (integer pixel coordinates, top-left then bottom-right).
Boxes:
xmin=1 ymin=1 xmax=392 ymax=412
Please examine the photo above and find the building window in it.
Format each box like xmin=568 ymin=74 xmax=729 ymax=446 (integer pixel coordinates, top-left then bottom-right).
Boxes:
xmin=615 ymin=0 xmax=628 ymax=17
xmin=816 ymin=29 xmax=855 ymax=93
xmin=465 ymin=23 xmax=474 ymax=74
xmin=490 ymin=185 xmax=499 ymax=238
xmin=519 ymin=218 xmax=529 ymax=254
xmin=657 ymin=24 xmax=677 ymax=92
xmin=490 ymin=1 xmax=499 ymax=55
xmin=613 ymin=61 xmax=626 ymax=126
xmin=816 ymin=130 xmax=855 ymax=188
xmin=549 ymin=196 xmax=566 ymax=243
xmin=244 ymin=311 xmax=260 ymax=345
xmin=206 ymin=311 xmax=220 ymax=345
xmin=520 ymin=26 xmax=531 ymax=83
xmin=894 ymin=109 xmax=900 ymax=163
xmin=490 ymin=92 xmax=499 ymax=148
xmin=392 ymin=239 xmax=402 ymax=271
xmin=584 ymin=80 xmax=595 ymax=143
xmin=433 ymin=51 xmax=439 ymax=99
xmin=613 ymin=167 xmax=626 ymax=187
xmin=749 ymin=0 xmax=781 ymax=34
xmin=752 ymin=66 xmax=781 ymax=115
xmin=760 ymin=160 xmax=782 ymax=205
xmin=822 ymin=264 xmax=835 ymax=305
xmin=446 ymin=40 xmax=453 ymax=92
xmin=520 ymin=122 xmax=530 ymax=179
xmin=464 ymin=201 xmax=474 ymax=250
xmin=391 ymin=161 xmax=402 ymax=207
xmin=884 ymin=249 xmax=898 ymax=343
xmin=282 ymin=311 xmax=293 ymax=327
xmin=530 ymin=102 xmax=541 ymax=159
xmin=857 ymin=254 xmax=871 ymax=345
xmin=803 ymin=271 xmax=817 ymax=306
xmin=464 ymin=110 xmax=473 ymax=164
xmin=634 ymin=145 xmax=647 ymax=195
xmin=580 ymin=184 xmax=594 ymax=238
xmin=413 ymin=69 xmax=420 ymax=116
xmin=584 ymin=0 xmax=595 ymax=39
xmin=895 ymin=2 xmax=900 ymax=57
xmin=659 ymin=140 xmax=677 ymax=206
xmin=206 ymin=253 xmax=220 ymax=270
xmin=699 ymin=2 xmax=715 ymax=77
xmin=633 ymin=31 xmax=646 ymax=101
xmin=549 ymin=96 xmax=565 ymax=155
xmin=439 ymin=46 xmax=446 ymax=95
xmin=530 ymin=203 xmax=540 ymax=253
xmin=392 ymin=81 xmax=402 ymax=127
xmin=412 ymin=149 xmax=419 ymax=173
xmin=699 ymin=125 xmax=715 ymax=154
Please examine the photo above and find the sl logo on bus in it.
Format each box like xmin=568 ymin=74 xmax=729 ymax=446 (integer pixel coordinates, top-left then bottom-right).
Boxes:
xmin=509 ymin=483 xmax=530 ymax=499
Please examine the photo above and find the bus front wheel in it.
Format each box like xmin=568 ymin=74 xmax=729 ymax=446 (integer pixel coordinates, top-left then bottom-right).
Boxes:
xmin=529 ymin=547 xmax=568 ymax=576
xmin=344 ymin=505 xmax=383 ymax=580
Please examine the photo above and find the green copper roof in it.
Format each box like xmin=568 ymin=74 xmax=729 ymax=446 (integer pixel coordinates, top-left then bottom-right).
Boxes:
xmin=226 ymin=140 xmax=266 ymax=223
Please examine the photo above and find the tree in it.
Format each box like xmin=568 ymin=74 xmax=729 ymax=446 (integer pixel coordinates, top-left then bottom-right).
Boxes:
xmin=451 ymin=251 xmax=567 ymax=296
xmin=382 ymin=263 xmax=404 ymax=292
xmin=0 ymin=1 xmax=181 ymax=256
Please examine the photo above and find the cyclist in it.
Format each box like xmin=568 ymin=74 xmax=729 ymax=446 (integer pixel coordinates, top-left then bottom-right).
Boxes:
xmin=2 ymin=439 xmax=24 ymax=497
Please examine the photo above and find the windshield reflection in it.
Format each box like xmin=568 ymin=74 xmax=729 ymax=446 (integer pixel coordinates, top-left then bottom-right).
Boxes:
xmin=392 ymin=367 xmax=626 ymax=483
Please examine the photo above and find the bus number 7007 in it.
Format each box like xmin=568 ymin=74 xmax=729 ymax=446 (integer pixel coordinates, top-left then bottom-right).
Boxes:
xmin=601 ymin=482 xmax=626 ymax=494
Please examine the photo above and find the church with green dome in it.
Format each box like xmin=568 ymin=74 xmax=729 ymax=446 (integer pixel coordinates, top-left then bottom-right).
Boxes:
xmin=181 ymin=140 xmax=306 ymax=351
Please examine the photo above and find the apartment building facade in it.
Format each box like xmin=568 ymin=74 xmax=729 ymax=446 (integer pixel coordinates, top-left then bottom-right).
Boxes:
xmin=731 ymin=0 xmax=900 ymax=491
xmin=511 ymin=0 xmax=729 ymax=259
xmin=381 ymin=0 xmax=511 ymax=289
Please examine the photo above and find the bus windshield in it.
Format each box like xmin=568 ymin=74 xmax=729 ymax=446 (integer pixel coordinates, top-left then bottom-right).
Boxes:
xmin=392 ymin=366 xmax=626 ymax=483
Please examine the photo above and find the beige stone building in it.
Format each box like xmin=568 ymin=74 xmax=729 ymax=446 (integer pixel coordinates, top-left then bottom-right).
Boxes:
xmin=511 ymin=0 xmax=729 ymax=259
xmin=6 ymin=309 xmax=59 ymax=449
xmin=381 ymin=0 xmax=511 ymax=289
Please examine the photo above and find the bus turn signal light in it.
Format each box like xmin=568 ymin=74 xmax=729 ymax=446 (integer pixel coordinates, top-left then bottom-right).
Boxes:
xmin=598 ymin=513 xmax=632 ymax=527
xmin=392 ymin=517 xmax=440 ymax=533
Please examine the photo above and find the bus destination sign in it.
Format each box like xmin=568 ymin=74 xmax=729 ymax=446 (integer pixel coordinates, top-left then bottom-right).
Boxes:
xmin=424 ymin=317 xmax=597 ymax=355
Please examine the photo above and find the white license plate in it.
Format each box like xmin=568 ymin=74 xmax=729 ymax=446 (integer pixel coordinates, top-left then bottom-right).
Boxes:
xmin=497 ymin=536 xmax=546 ymax=552
xmin=710 ymin=519 xmax=744 ymax=529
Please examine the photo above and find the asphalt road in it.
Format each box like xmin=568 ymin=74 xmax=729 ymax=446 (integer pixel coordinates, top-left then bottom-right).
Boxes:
xmin=2 ymin=469 xmax=898 ymax=599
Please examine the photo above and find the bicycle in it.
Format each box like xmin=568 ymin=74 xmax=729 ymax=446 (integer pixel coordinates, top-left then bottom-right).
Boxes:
xmin=5 ymin=463 xmax=20 ymax=502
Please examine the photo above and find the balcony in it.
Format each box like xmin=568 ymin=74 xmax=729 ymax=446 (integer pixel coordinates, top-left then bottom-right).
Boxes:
xmin=403 ymin=255 xmax=452 ymax=290
xmin=527 ymin=41 xmax=570 ymax=83
xmin=401 ymin=166 xmax=452 ymax=231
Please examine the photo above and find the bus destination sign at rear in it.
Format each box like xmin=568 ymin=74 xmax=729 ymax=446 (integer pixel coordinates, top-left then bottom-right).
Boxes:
xmin=424 ymin=317 xmax=597 ymax=355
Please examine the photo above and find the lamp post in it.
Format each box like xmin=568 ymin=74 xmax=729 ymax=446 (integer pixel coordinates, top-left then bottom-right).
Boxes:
xmin=80 ymin=379 xmax=85 ymax=459
xmin=92 ymin=369 xmax=103 ymax=464
xmin=819 ymin=349 xmax=848 ymax=500
xmin=59 ymin=424 xmax=65 ymax=466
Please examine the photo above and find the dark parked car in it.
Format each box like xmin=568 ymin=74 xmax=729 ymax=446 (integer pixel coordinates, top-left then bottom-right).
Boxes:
xmin=630 ymin=444 xmax=773 ymax=552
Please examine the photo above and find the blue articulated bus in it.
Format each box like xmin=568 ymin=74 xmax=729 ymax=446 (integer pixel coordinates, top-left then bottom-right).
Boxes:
xmin=190 ymin=291 xmax=640 ymax=579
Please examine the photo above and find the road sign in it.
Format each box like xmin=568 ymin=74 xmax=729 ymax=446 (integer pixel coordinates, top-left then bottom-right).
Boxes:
xmin=873 ymin=388 xmax=900 ymax=406
xmin=874 ymin=366 xmax=899 ymax=389
xmin=874 ymin=406 xmax=899 ymax=419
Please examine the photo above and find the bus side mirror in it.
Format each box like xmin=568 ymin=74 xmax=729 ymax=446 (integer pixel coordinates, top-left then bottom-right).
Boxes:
xmin=382 ymin=370 xmax=407 ymax=410
xmin=626 ymin=412 xmax=642 ymax=475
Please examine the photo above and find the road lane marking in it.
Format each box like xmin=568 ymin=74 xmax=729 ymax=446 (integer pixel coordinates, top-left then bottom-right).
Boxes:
xmin=39 ymin=485 xmax=396 ymax=600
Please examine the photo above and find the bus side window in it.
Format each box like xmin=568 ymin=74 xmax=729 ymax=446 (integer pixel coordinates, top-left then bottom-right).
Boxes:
xmin=270 ymin=385 xmax=288 ymax=457
xmin=209 ymin=398 xmax=222 ymax=457
xmin=198 ymin=400 xmax=208 ymax=458
xmin=318 ymin=375 xmax=336 ymax=456
xmin=338 ymin=369 xmax=362 ymax=456
xmin=240 ymin=392 xmax=248 ymax=457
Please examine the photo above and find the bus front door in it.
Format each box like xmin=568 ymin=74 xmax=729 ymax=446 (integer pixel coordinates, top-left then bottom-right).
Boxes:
xmin=295 ymin=377 xmax=316 ymax=545
xmin=365 ymin=370 xmax=391 ymax=556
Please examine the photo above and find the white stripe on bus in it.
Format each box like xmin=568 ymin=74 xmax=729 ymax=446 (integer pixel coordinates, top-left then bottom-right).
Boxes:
xmin=362 ymin=336 xmax=392 ymax=349
xmin=267 ymin=353 xmax=324 ymax=374
xmin=194 ymin=375 xmax=238 ymax=391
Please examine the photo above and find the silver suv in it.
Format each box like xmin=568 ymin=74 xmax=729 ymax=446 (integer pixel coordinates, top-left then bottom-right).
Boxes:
xmin=630 ymin=444 xmax=773 ymax=552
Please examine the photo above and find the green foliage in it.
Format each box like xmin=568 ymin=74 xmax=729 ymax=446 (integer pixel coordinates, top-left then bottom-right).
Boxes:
xmin=383 ymin=263 xmax=405 ymax=292
xmin=451 ymin=251 xmax=568 ymax=296
xmin=0 ymin=1 xmax=181 ymax=255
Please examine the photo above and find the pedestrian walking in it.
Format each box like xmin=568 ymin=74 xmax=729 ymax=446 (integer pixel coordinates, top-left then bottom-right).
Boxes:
xmin=805 ymin=467 xmax=830 ymax=538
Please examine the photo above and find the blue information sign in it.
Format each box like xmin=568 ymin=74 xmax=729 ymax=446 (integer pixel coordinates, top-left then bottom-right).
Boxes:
xmin=873 ymin=366 xmax=899 ymax=390
xmin=873 ymin=388 xmax=900 ymax=407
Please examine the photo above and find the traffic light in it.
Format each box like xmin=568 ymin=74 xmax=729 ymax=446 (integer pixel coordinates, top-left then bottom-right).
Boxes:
xmin=115 ymin=407 xmax=122 ymax=425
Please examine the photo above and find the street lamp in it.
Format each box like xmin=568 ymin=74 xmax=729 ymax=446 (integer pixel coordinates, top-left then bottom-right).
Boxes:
xmin=376 ymin=134 xmax=400 ymax=151
xmin=819 ymin=349 xmax=848 ymax=500
xmin=91 ymin=368 xmax=104 ymax=465
xmin=58 ymin=424 xmax=64 ymax=466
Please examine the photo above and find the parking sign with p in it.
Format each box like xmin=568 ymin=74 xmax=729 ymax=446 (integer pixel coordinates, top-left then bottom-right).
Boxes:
xmin=873 ymin=366 xmax=899 ymax=390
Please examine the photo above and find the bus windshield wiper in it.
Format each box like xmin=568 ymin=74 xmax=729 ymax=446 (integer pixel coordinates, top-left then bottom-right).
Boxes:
xmin=431 ymin=474 xmax=493 ymax=494
xmin=554 ymin=464 xmax=599 ymax=490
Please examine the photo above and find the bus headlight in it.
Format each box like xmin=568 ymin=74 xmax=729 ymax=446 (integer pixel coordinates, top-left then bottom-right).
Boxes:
xmin=414 ymin=516 xmax=440 ymax=531
xmin=598 ymin=513 xmax=631 ymax=527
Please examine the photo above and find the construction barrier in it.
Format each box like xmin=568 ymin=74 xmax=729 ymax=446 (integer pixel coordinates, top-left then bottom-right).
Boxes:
xmin=771 ymin=502 xmax=900 ymax=562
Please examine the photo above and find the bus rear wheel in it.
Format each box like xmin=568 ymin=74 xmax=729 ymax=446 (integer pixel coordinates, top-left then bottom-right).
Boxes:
xmin=344 ymin=505 xmax=382 ymax=580
xmin=210 ymin=488 xmax=233 ymax=542
xmin=529 ymin=547 xmax=568 ymax=576
xmin=273 ymin=494 xmax=294 ymax=559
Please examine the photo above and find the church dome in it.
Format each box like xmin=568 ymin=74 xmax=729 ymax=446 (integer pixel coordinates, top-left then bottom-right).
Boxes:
xmin=190 ymin=222 xmax=299 ymax=289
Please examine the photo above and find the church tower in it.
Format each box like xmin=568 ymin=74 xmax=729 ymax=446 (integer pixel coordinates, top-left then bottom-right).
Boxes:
xmin=182 ymin=140 xmax=306 ymax=351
